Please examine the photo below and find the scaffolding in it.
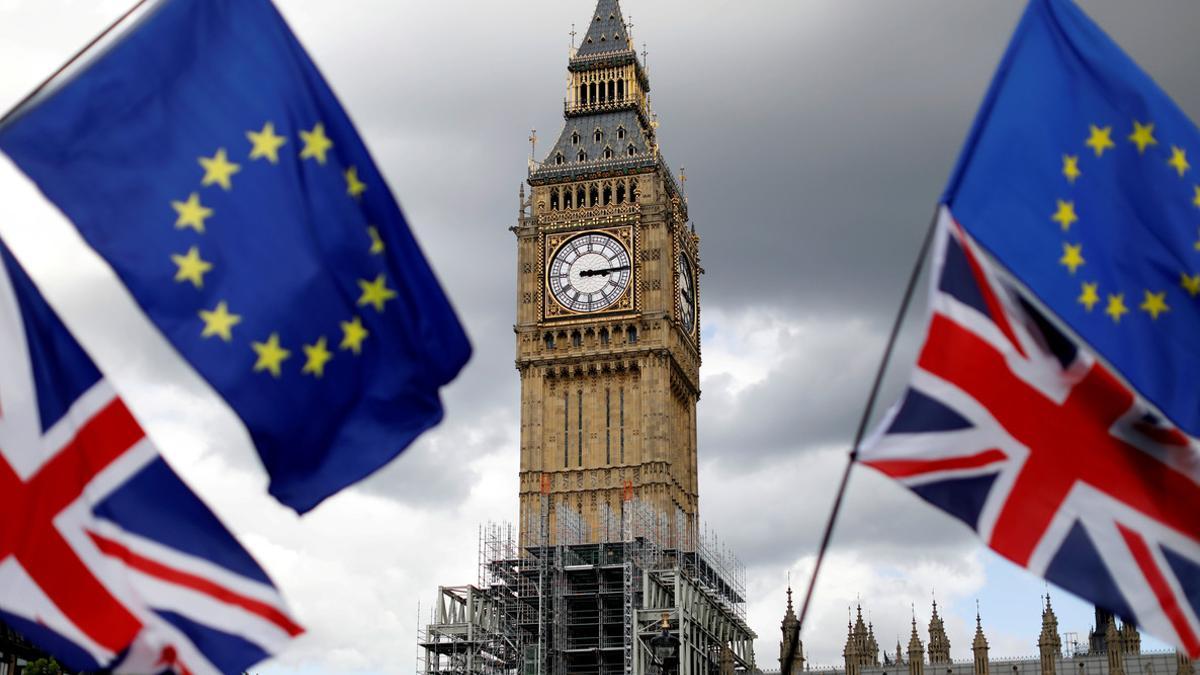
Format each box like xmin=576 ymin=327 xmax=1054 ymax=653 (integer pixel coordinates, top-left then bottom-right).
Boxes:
xmin=418 ymin=497 xmax=756 ymax=675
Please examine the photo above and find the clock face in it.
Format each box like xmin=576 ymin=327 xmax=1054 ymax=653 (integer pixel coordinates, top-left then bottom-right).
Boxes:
xmin=677 ymin=254 xmax=696 ymax=335
xmin=548 ymin=233 xmax=633 ymax=313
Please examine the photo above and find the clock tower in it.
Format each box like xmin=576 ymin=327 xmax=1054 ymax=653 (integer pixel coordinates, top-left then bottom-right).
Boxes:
xmin=516 ymin=0 xmax=700 ymax=548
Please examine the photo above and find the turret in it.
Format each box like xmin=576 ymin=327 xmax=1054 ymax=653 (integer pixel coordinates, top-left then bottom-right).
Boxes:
xmin=1177 ymin=650 xmax=1195 ymax=675
xmin=1106 ymin=619 xmax=1125 ymax=675
xmin=845 ymin=605 xmax=870 ymax=675
xmin=1119 ymin=619 xmax=1141 ymax=654
xmin=779 ymin=586 xmax=804 ymax=675
xmin=972 ymin=608 xmax=989 ymax=675
xmin=1090 ymin=606 xmax=1115 ymax=655
xmin=908 ymin=616 xmax=926 ymax=675
xmin=1038 ymin=595 xmax=1062 ymax=675
xmin=928 ymin=599 xmax=951 ymax=665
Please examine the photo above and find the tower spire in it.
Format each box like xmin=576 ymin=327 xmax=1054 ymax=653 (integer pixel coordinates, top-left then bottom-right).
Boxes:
xmin=972 ymin=602 xmax=990 ymax=675
xmin=927 ymin=595 xmax=951 ymax=664
xmin=1039 ymin=593 xmax=1062 ymax=675
xmin=1106 ymin=617 xmax=1126 ymax=675
xmin=908 ymin=614 xmax=926 ymax=675
xmin=780 ymin=584 xmax=803 ymax=675
xmin=575 ymin=0 xmax=632 ymax=57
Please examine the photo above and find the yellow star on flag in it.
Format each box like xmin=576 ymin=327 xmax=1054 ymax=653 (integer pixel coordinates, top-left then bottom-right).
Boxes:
xmin=1085 ymin=125 xmax=1115 ymax=157
xmin=171 ymin=246 xmax=213 ymax=289
xmin=199 ymin=301 xmax=241 ymax=342
xmin=247 ymin=122 xmax=287 ymax=163
xmin=1059 ymin=243 xmax=1085 ymax=274
xmin=357 ymin=274 xmax=398 ymax=312
xmin=171 ymin=192 xmax=213 ymax=233
xmin=198 ymin=148 xmax=241 ymax=190
xmin=252 ymin=333 xmax=291 ymax=378
xmin=345 ymin=166 xmax=366 ymax=198
xmin=1078 ymin=282 xmax=1099 ymax=311
xmin=1140 ymin=290 xmax=1170 ymax=319
xmin=340 ymin=316 xmax=370 ymax=354
xmin=1169 ymin=146 xmax=1191 ymax=177
xmin=299 ymin=123 xmax=334 ymax=164
xmin=1052 ymin=200 xmax=1078 ymax=231
xmin=1182 ymin=273 xmax=1200 ymax=297
xmin=301 ymin=337 xmax=333 ymax=378
xmin=1128 ymin=121 xmax=1157 ymax=154
xmin=1105 ymin=294 xmax=1129 ymax=323
xmin=367 ymin=226 xmax=385 ymax=255
xmin=1193 ymin=185 xmax=1200 ymax=209
xmin=1062 ymin=155 xmax=1082 ymax=184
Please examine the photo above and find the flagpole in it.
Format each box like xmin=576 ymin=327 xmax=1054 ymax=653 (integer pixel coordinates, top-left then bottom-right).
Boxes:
xmin=783 ymin=207 xmax=941 ymax=675
xmin=0 ymin=0 xmax=155 ymax=130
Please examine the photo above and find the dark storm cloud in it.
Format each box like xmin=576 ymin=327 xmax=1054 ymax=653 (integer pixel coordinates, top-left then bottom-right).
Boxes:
xmin=270 ymin=0 xmax=1200 ymax=553
xmin=253 ymin=2 xmax=1200 ymax=666
xmin=698 ymin=450 xmax=980 ymax=574
xmin=697 ymin=307 xmax=927 ymax=469
xmin=283 ymin=1 xmax=1200 ymax=474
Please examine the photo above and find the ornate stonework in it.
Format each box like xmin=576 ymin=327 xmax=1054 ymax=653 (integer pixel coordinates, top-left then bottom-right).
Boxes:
xmin=514 ymin=8 xmax=699 ymax=546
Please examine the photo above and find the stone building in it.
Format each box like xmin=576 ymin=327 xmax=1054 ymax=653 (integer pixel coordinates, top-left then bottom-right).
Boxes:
xmin=417 ymin=2 xmax=756 ymax=675
xmin=772 ymin=593 xmax=1190 ymax=675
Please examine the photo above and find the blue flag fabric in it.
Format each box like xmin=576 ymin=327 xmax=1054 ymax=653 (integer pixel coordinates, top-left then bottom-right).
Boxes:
xmin=944 ymin=0 xmax=1200 ymax=437
xmin=0 ymin=0 xmax=470 ymax=512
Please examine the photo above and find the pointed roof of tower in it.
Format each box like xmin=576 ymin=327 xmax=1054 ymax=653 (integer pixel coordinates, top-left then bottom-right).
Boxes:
xmin=1105 ymin=616 xmax=1120 ymax=645
xmin=1039 ymin=593 xmax=1062 ymax=656
xmin=782 ymin=585 xmax=800 ymax=634
xmin=1041 ymin=594 xmax=1059 ymax=631
xmin=576 ymin=0 xmax=634 ymax=57
xmin=928 ymin=597 xmax=951 ymax=656
xmin=908 ymin=614 xmax=925 ymax=654
xmin=973 ymin=606 xmax=989 ymax=651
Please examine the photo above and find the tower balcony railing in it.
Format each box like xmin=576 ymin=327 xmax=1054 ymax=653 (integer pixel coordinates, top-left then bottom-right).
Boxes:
xmin=564 ymin=97 xmax=646 ymax=118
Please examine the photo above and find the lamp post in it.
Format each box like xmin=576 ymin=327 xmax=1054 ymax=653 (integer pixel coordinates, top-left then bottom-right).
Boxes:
xmin=649 ymin=613 xmax=681 ymax=675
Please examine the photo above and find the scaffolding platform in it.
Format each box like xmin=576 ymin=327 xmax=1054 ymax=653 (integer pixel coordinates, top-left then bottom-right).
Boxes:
xmin=418 ymin=500 xmax=756 ymax=675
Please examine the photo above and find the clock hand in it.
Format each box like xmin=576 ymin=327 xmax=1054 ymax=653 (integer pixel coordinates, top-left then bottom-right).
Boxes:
xmin=579 ymin=265 xmax=631 ymax=278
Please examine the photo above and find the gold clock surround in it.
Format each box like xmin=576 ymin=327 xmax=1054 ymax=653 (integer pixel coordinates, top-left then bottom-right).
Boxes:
xmin=542 ymin=224 xmax=638 ymax=321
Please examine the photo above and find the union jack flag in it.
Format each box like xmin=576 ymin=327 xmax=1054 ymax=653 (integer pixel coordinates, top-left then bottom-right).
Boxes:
xmin=0 ymin=241 xmax=301 ymax=673
xmin=862 ymin=210 xmax=1200 ymax=655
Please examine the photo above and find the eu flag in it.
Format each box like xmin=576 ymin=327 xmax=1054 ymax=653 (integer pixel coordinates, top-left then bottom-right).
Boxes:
xmin=0 ymin=0 xmax=471 ymax=512
xmin=945 ymin=0 xmax=1200 ymax=438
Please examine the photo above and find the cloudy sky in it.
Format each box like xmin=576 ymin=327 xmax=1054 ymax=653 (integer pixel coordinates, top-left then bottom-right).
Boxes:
xmin=2 ymin=0 xmax=1200 ymax=672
